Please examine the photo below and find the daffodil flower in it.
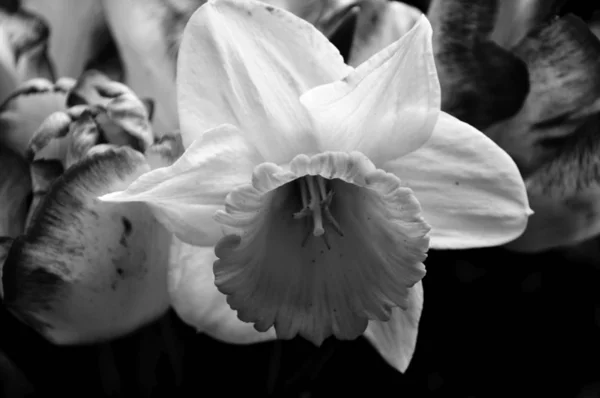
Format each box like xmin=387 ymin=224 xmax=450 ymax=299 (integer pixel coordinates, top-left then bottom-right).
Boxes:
xmin=101 ymin=0 xmax=530 ymax=372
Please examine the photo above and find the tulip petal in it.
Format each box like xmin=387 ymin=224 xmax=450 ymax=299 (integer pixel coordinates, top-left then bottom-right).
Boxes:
xmin=347 ymin=0 xmax=422 ymax=67
xmin=0 ymin=79 xmax=72 ymax=157
xmin=505 ymin=114 xmax=600 ymax=252
xmin=3 ymin=147 xmax=172 ymax=344
xmin=300 ymin=16 xmax=440 ymax=166
xmin=177 ymin=0 xmax=350 ymax=162
xmin=100 ymin=124 xmax=264 ymax=246
xmin=0 ymin=146 xmax=30 ymax=238
xmin=363 ymin=281 xmax=423 ymax=373
xmin=385 ymin=112 xmax=530 ymax=249
xmin=68 ymin=70 xmax=154 ymax=153
xmin=26 ymin=160 xmax=63 ymax=227
xmin=486 ymin=15 xmax=600 ymax=175
xmin=169 ymin=239 xmax=276 ymax=344
xmin=490 ymin=0 xmax=566 ymax=49
xmin=427 ymin=0 xmax=530 ymax=130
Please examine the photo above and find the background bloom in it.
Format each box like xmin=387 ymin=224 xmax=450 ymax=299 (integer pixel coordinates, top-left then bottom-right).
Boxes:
xmin=429 ymin=0 xmax=600 ymax=253
xmin=1 ymin=71 xmax=182 ymax=344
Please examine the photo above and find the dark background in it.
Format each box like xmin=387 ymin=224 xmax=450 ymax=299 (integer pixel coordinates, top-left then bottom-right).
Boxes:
xmin=2 ymin=1 xmax=600 ymax=397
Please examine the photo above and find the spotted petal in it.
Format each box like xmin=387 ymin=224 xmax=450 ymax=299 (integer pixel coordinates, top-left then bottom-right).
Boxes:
xmin=170 ymin=239 xmax=276 ymax=343
xmin=385 ymin=112 xmax=531 ymax=249
xmin=300 ymin=15 xmax=440 ymax=166
xmin=177 ymin=0 xmax=350 ymax=161
xmin=2 ymin=147 xmax=172 ymax=344
xmin=363 ymin=281 xmax=423 ymax=373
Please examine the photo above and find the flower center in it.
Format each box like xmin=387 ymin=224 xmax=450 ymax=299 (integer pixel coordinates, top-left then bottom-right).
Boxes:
xmin=292 ymin=176 xmax=343 ymax=248
xmin=213 ymin=152 xmax=430 ymax=345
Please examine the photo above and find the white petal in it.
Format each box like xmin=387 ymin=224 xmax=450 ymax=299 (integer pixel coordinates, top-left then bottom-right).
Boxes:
xmin=347 ymin=1 xmax=422 ymax=67
xmin=300 ymin=15 xmax=440 ymax=166
xmin=177 ymin=0 xmax=350 ymax=162
xmin=100 ymin=124 xmax=264 ymax=246
xmin=169 ymin=239 xmax=276 ymax=344
xmin=363 ymin=281 xmax=423 ymax=373
xmin=385 ymin=112 xmax=531 ymax=249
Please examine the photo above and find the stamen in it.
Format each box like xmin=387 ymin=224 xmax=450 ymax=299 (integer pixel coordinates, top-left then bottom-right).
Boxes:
xmin=292 ymin=176 xmax=344 ymax=246
xmin=305 ymin=176 xmax=325 ymax=237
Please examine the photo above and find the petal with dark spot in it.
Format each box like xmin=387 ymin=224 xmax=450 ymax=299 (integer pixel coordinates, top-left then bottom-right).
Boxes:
xmin=3 ymin=147 xmax=172 ymax=344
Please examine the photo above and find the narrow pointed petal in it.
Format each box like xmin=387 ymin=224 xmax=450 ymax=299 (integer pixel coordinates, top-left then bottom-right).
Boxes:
xmin=427 ymin=0 xmax=529 ymax=130
xmin=385 ymin=112 xmax=531 ymax=249
xmin=3 ymin=147 xmax=172 ymax=344
xmin=363 ymin=281 xmax=423 ymax=373
xmin=347 ymin=0 xmax=422 ymax=67
xmin=101 ymin=124 xmax=264 ymax=246
xmin=177 ymin=0 xmax=350 ymax=161
xmin=169 ymin=239 xmax=276 ymax=343
xmin=301 ymin=16 xmax=440 ymax=166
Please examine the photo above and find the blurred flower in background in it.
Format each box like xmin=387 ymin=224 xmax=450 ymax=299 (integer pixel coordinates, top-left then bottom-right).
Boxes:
xmin=0 ymin=71 xmax=183 ymax=344
xmin=428 ymin=0 xmax=600 ymax=253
